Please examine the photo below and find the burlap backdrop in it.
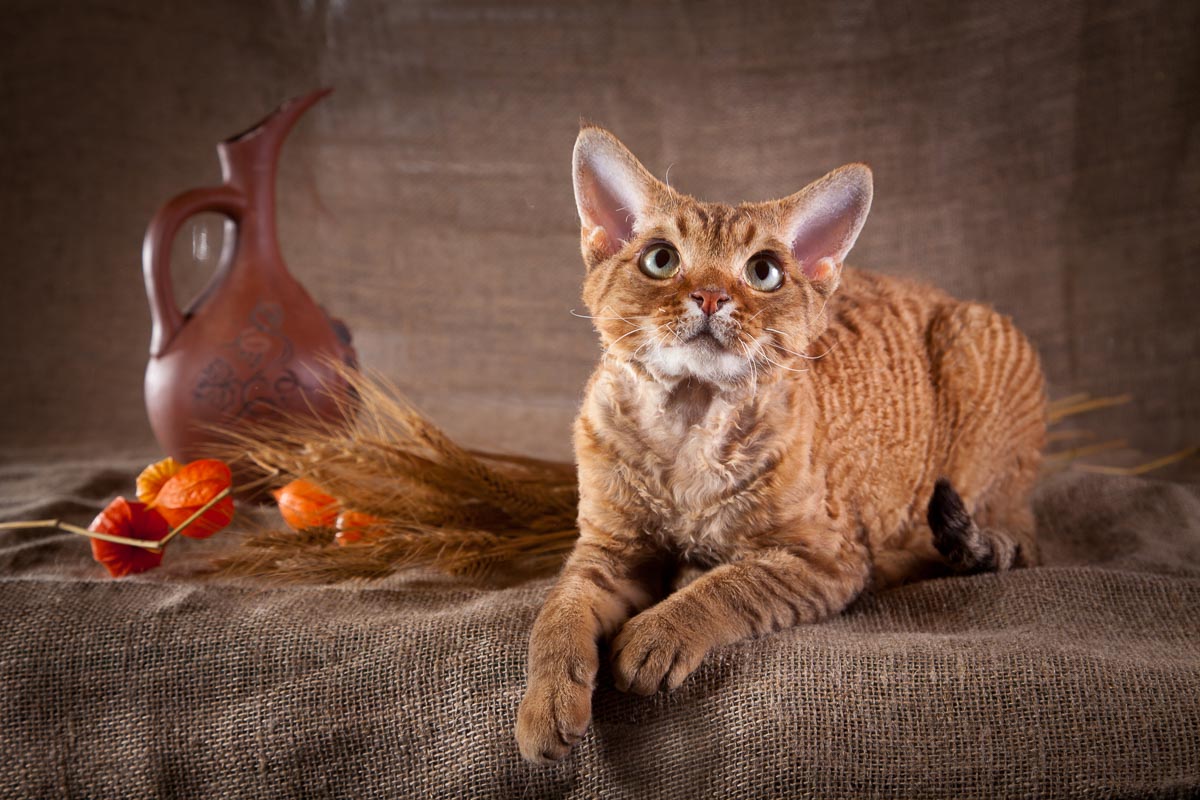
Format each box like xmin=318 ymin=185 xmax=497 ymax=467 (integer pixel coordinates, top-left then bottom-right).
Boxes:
xmin=1 ymin=0 xmax=1197 ymax=464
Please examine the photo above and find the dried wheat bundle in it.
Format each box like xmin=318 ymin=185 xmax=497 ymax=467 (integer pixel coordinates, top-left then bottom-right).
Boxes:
xmin=212 ymin=366 xmax=579 ymax=583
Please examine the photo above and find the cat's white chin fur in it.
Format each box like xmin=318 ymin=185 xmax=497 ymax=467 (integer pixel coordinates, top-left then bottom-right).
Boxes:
xmin=642 ymin=343 xmax=751 ymax=386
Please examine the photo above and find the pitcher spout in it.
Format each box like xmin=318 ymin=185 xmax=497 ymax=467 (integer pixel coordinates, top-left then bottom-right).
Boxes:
xmin=211 ymin=88 xmax=331 ymax=264
xmin=216 ymin=88 xmax=332 ymax=186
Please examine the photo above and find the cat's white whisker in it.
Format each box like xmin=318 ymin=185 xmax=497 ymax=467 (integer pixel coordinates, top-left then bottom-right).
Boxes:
xmin=570 ymin=308 xmax=655 ymax=323
xmin=611 ymin=327 xmax=650 ymax=346
xmin=599 ymin=324 xmax=662 ymax=367
xmin=813 ymin=293 xmax=832 ymax=324
xmin=766 ymin=340 xmax=822 ymax=360
xmin=737 ymin=333 xmax=809 ymax=374
xmin=635 ymin=329 xmax=671 ymax=365
xmin=631 ymin=327 xmax=667 ymax=359
xmin=757 ymin=351 xmax=810 ymax=373
xmin=735 ymin=338 xmax=759 ymax=398
xmin=602 ymin=304 xmax=660 ymax=326
xmin=764 ymin=328 xmax=841 ymax=360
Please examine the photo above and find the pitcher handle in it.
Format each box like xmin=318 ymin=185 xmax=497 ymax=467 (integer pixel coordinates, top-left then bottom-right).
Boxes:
xmin=143 ymin=186 xmax=246 ymax=357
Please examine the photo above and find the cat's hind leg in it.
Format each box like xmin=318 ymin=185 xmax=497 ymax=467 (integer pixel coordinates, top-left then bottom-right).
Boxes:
xmin=927 ymin=478 xmax=1033 ymax=573
xmin=925 ymin=301 xmax=1045 ymax=575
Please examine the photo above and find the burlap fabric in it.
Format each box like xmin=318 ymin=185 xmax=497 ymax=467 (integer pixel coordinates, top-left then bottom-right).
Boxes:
xmin=0 ymin=459 xmax=1197 ymax=798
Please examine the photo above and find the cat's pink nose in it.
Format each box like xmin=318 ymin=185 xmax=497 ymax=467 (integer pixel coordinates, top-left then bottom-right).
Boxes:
xmin=691 ymin=288 xmax=731 ymax=316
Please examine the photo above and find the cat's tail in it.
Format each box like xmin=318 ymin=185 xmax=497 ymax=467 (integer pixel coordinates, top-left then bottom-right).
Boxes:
xmin=926 ymin=478 xmax=1025 ymax=573
xmin=209 ymin=365 xmax=581 ymax=584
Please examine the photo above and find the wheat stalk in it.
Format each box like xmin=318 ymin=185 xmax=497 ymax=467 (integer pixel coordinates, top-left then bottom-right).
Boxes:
xmin=210 ymin=365 xmax=579 ymax=583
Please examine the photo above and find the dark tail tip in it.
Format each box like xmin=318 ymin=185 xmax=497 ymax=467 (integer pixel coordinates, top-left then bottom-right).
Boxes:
xmin=928 ymin=478 xmax=1013 ymax=573
xmin=927 ymin=478 xmax=975 ymax=553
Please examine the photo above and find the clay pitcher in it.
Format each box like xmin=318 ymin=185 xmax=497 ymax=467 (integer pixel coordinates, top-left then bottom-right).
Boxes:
xmin=143 ymin=88 xmax=356 ymax=462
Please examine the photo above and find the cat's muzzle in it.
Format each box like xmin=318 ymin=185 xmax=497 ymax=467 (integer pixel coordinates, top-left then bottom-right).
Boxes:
xmin=684 ymin=316 xmax=736 ymax=351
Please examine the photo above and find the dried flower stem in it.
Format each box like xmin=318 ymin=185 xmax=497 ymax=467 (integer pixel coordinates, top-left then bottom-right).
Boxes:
xmin=154 ymin=487 xmax=233 ymax=549
xmin=0 ymin=519 xmax=154 ymax=549
xmin=0 ymin=486 xmax=232 ymax=553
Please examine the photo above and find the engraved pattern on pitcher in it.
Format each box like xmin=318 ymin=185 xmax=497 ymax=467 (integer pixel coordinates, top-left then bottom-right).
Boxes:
xmin=192 ymin=301 xmax=301 ymax=417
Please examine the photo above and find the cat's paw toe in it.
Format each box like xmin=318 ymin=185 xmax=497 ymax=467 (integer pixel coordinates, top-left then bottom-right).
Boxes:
xmin=611 ymin=610 xmax=705 ymax=695
xmin=515 ymin=677 xmax=592 ymax=764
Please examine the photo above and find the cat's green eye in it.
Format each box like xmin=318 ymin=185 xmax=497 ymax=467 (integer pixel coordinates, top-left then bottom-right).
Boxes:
xmin=639 ymin=244 xmax=681 ymax=279
xmin=744 ymin=255 xmax=784 ymax=291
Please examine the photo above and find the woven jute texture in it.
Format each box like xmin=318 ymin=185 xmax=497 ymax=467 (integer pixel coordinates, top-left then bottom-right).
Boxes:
xmin=0 ymin=460 xmax=1197 ymax=798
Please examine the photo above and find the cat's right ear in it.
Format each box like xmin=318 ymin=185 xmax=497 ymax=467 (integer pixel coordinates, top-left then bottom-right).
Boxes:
xmin=781 ymin=164 xmax=873 ymax=295
xmin=573 ymin=127 xmax=662 ymax=270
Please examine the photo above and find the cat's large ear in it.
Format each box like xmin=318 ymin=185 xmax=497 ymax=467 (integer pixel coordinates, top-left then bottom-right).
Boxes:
xmin=781 ymin=164 xmax=873 ymax=294
xmin=573 ymin=127 xmax=664 ymax=270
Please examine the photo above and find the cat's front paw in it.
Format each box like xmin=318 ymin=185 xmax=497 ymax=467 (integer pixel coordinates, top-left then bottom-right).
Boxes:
xmin=515 ymin=676 xmax=593 ymax=764
xmin=611 ymin=608 xmax=707 ymax=695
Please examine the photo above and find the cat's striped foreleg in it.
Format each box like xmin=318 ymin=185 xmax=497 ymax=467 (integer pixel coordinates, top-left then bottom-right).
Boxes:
xmin=610 ymin=541 xmax=869 ymax=696
xmin=516 ymin=535 xmax=661 ymax=764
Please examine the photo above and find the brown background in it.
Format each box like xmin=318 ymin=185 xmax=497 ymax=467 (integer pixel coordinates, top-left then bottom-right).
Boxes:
xmin=1 ymin=0 xmax=1197 ymax=465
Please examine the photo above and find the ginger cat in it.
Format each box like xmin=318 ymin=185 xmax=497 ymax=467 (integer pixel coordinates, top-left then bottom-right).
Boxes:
xmin=515 ymin=127 xmax=1045 ymax=764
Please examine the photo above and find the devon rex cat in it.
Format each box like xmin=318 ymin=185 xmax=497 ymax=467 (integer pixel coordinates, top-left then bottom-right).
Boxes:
xmin=515 ymin=127 xmax=1044 ymax=764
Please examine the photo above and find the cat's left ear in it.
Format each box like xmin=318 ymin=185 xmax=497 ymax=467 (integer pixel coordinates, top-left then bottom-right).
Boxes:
xmin=780 ymin=164 xmax=873 ymax=294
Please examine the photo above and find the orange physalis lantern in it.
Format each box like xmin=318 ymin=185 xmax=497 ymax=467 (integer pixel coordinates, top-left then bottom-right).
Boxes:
xmin=135 ymin=457 xmax=183 ymax=504
xmin=335 ymin=510 xmax=387 ymax=546
xmin=152 ymin=459 xmax=235 ymax=538
xmin=88 ymin=497 xmax=169 ymax=578
xmin=273 ymin=479 xmax=340 ymax=531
